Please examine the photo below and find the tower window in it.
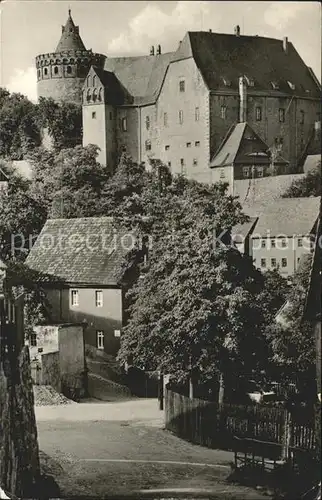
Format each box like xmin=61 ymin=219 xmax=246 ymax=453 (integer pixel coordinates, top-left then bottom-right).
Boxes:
xmin=195 ymin=107 xmax=200 ymax=121
xmin=220 ymin=168 xmax=225 ymax=178
xmin=186 ymin=142 xmax=191 ymax=148
xmin=165 ymin=145 xmax=170 ymax=151
xmin=195 ymin=141 xmax=200 ymax=147
xmin=221 ymin=105 xmax=227 ymax=119
xmin=44 ymin=68 xmax=48 ymax=76
xmin=145 ymin=139 xmax=151 ymax=151
xmin=66 ymin=66 xmax=72 ymax=74
xmin=97 ymin=331 xmax=104 ymax=350
xmin=121 ymin=117 xmax=127 ymax=132
xmin=86 ymin=89 xmax=91 ymax=102
xmin=300 ymin=110 xmax=304 ymax=124
xmin=163 ymin=112 xmax=168 ymax=127
xmin=179 ymin=80 xmax=185 ymax=92
xmin=93 ymin=75 xmax=97 ymax=86
xmin=146 ymin=116 xmax=150 ymax=130
xmin=92 ymin=89 xmax=98 ymax=102
xmin=98 ymin=88 xmax=102 ymax=101
xmin=179 ymin=110 xmax=184 ymax=124
xmin=37 ymin=69 xmax=40 ymax=78
xmin=255 ymin=106 xmax=262 ymax=121
xmin=92 ymin=112 xmax=96 ymax=119
xmin=279 ymin=108 xmax=285 ymax=123
xmin=193 ymin=159 xmax=198 ymax=167
xmin=54 ymin=66 xmax=58 ymax=75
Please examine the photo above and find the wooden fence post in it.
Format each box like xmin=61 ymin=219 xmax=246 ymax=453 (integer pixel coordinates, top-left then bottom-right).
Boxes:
xmin=282 ymin=410 xmax=292 ymax=461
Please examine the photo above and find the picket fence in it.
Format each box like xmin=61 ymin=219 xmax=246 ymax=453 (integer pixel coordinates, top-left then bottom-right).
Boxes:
xmin=165 ymin=389 xmax=316 ymax=452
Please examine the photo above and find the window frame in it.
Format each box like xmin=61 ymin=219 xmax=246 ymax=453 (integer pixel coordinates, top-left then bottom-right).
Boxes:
xmin=298 ymin=237 xmax=303 ymax=247
xmin=70 ymin=289 xmax=79 ymax=307
xmin=279 ymin=108 xmax=285 ymax=123
xmin=92 ymin=111 xmax=96 ymax=119
xmin=281 ymin=258 xmax=287 ymax=268
xmin=257 ymin=166 xmax=264 ymax=177
xmin=97 ymin=330 xmax=104 ymax=350
xmin=243 ymin=166 xmax=250 ymax=178
xmin=271 ymin=258 xmax=277 ymax=268
xmin=179 ymin=80 xmax=185 ymax=92
xmin=145 ymin=139 xmax=152 ymax=151
xmin=260 ymin=258 xmax=266 ymax=268
xmin=255 ymin=106 xmax=262 ymax=121
xmin=95 ymin=290 xmax=103 ymax=308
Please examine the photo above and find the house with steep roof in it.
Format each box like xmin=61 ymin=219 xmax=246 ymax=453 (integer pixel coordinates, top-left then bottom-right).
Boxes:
xmin=209 ymin=122 xmax=288 ymax=194
xmin=25 ymin=217 xmax=143 ymax=355
xmin=36 ymin=12 xmax=321 ymax=179
xmin=250 ymin=197 xmax=320 ymax=276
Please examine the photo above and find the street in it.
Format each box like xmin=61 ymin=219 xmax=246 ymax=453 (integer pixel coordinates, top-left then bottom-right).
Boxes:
xmin=35 ymin=399 xmax=268 ymax=499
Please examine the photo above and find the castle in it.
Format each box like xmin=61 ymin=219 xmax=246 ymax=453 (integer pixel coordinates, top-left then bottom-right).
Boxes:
xmin=36 ymin=12 xmax=321 ymax=182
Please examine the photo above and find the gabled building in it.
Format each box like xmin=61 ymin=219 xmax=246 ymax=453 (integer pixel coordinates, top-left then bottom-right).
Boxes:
xmin=25 ymin=217 xmax=143 ymax=355
xmin=209 ymin=122 xmax=288 ymax=194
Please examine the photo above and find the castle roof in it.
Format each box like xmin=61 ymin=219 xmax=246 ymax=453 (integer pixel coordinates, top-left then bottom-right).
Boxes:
xmin=56 ymin=10 xmax=86 ymax=52
xmin=98 ymin=31 xmax=320 ymax=106
xmin=25 ymin=217 xmax=137 ymax=286
xmin=104 ymin=52 xmax=174 ymax=105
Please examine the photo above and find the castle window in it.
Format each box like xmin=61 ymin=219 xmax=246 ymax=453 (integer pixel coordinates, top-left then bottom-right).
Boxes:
xmin=86 ymin=89 xmax=91 ymax=102
xmin=299 ymin=110 xmax=304 ymax=124
xmin=255 ymin=106 xmax=262 ymax=121
xmin=257 ymin=166 xmax=264 ymax=177
xmin=220 ymin=105 xmax=227 ymax=119
xmin=66 ymin=66 xmax=72 ymax=74
xmin=92 ymin=112 xmax=96 ymax=119
xmin=163 ymin=112 xmax=168 ymax=127
xmin=54 ymin=66 xmax=59 ymax=75
xmin=186 ymin=142 xmax=191 ymax=148
xmin=93 ymin=75 xmax=97 ymax=86
xmin=145 ymin=140 xmax=151 ymax=151
xmin=121 ymin=117 xmax=127 ymax=132
xmin=195 ymin=107 xmax=200 ymax=121
xmin=44 ymin=68 xmax=48 ymax=76
xmin=87 ymin=76 xmax=90 ymax=86
xmin=165 ymin=145 xmax=170 ymax=151
xmin=243 ymin=166 xmax=250 ymax=178
xmin=279 ymin=108 xmax=285 ymax=123
xmin=98 ymin=88 xmax=102 ymax=101
xmin=179 ymin=110 xmax=184 ymax=124
xmin=146 ymin=116 xmax=150 ymax=130
xmin=179 ymin=80 xmax=185 ymax=92
xmin=195 ymin=141 xmax=200 ymax=147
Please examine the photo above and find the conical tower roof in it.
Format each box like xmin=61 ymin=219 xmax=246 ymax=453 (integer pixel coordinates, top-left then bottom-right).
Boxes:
xmin=55 ymin=10 xmax=86 ymax=52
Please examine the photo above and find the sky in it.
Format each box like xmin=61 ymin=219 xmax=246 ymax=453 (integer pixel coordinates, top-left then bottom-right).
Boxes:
xmin=0 ymin=1 xmax=321 ymax=102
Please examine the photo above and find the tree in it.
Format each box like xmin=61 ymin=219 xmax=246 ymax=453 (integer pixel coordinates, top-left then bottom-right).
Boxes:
xmin=37 ymin=97 xmax=82 ymax=150
xmin=0 ymin=170 xmax=47 ymax=261
xmin=117 ymin=170 xmax=271 ymax=401
xmin=282 ymin=168 xmax=321 ymax=198
xmin=266 ymin=254 xmax=316 ymax=395
xmin=27 ymin=144 xmax=110 ymax=218
xmin=0 ymin=89 xmax=41 ymax=159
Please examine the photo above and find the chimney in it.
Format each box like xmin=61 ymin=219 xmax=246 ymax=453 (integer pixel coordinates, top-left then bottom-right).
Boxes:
xmin=239 ymin=76 xmax=247 ymax=123
xmin=157 ymin=44 xmax=161 ymax=55
xmin=283 ymin=36 xmax=288 ymax=54
xmin=234 ymin=25 xmax=240 ymax=36
xmin=150 ymin=46 xmax=155 ymax=56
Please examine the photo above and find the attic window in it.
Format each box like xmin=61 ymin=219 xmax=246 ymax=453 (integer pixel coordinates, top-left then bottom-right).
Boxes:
xmin=244 ymin=76 xmax=254 ymax=87
xmin=287 ymin=81 xmax=296 ymax=90
xmin=271 ymin=81 xmax=279 ymax=90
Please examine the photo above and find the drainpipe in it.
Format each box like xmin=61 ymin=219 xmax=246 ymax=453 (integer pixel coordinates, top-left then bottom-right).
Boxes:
xmin=239 ymin=76 xmax=247 ymax=123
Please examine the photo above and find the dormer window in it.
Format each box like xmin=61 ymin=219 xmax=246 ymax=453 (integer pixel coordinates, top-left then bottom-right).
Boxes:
xmin=244 ymin=76 xmax=254 ymax=87
xmin=222 ymin=77 xmax=231 ymax=87
xmin=287 ymin=81 xmax=295 ymax=90
xmin=271 ymin=81 xmax=279 ymax=90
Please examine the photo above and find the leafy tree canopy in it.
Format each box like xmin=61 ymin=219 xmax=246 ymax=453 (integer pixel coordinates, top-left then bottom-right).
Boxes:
xmin=282 ymin=168 xmax=321 ymax=198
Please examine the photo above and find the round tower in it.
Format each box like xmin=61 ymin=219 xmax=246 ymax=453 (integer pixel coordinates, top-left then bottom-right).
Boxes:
xmin=35 ymin=10 xmax=105 ymax=104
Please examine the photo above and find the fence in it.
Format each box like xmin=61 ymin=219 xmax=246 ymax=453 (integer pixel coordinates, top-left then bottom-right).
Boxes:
xmin=165 ymin=389 xmax=316 ymax=453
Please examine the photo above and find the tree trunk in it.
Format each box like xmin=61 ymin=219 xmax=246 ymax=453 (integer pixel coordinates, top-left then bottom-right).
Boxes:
xmin=315 ymin=320 xmax=321 ymax=458
xmin=218 ymin=372 xmax=224 ymax=407
xmin=158 ymin=373 xmax=164 ymax=410
xmin=189 ymin=377 xmax=194 ymax=399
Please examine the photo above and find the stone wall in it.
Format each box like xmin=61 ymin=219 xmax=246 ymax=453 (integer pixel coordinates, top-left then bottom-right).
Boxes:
xmin=0 ymin=346 xmax=40 ymax=497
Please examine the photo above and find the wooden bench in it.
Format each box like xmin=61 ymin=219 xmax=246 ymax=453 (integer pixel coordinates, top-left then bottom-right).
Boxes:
xmin=233 ymin=436 xmax=285 ymax=472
